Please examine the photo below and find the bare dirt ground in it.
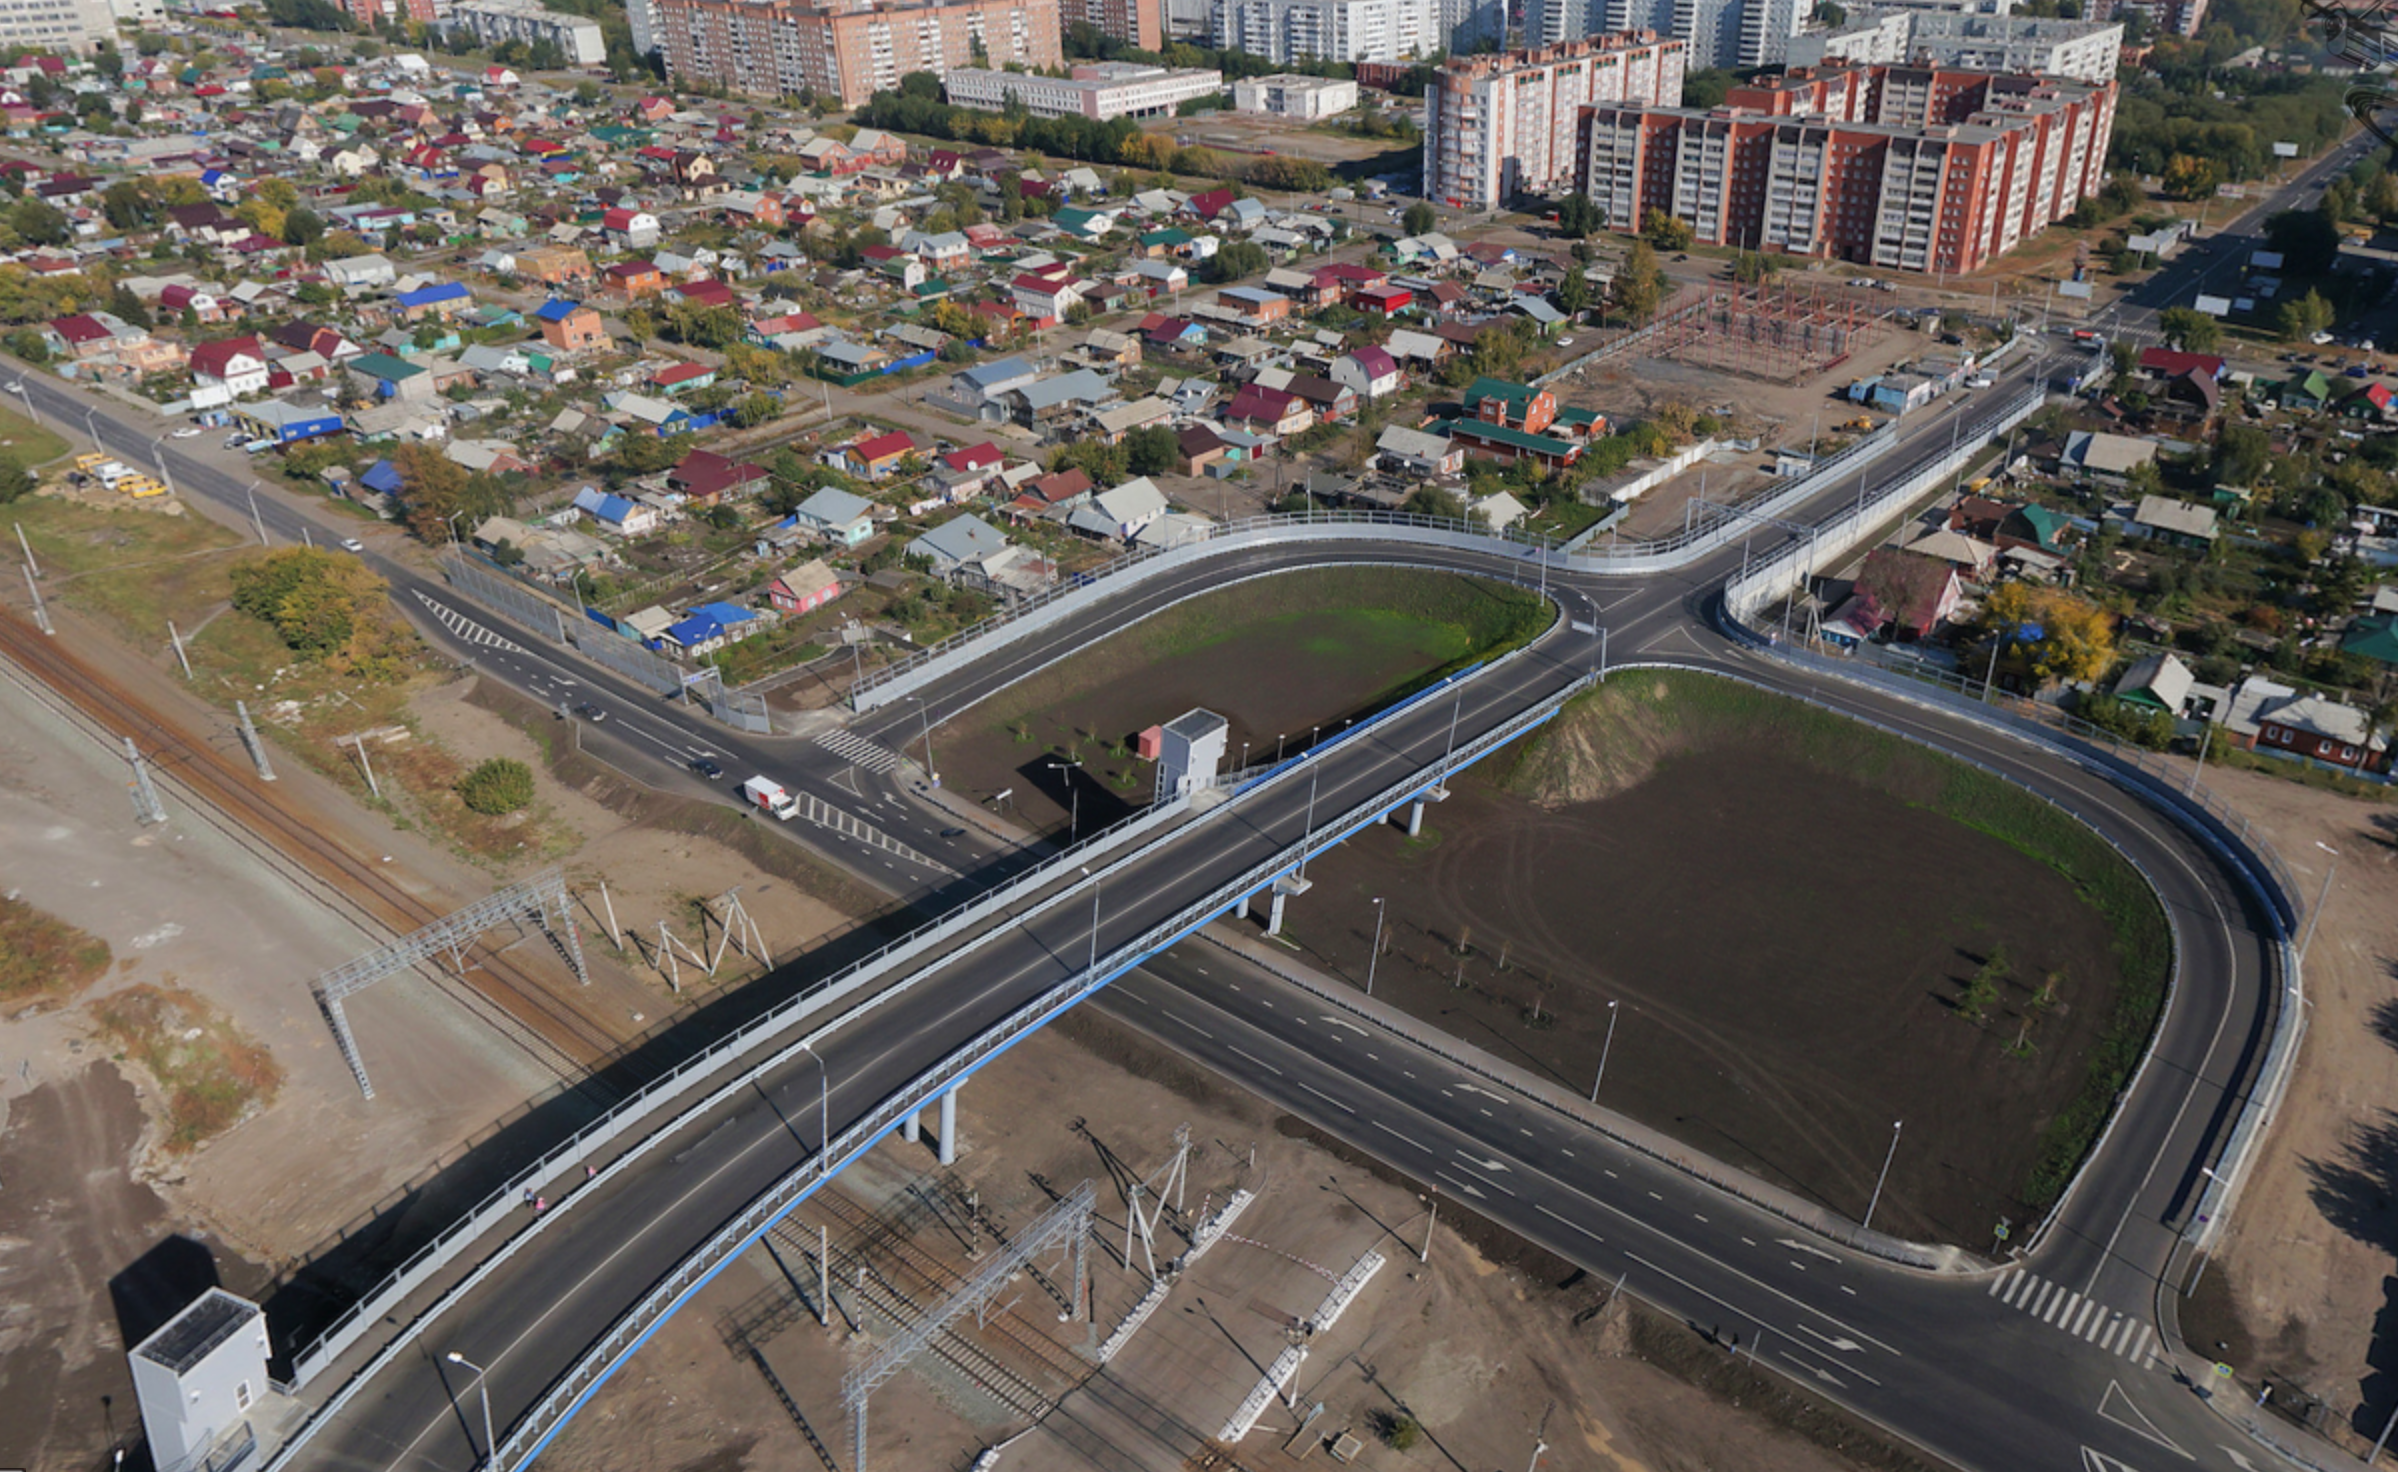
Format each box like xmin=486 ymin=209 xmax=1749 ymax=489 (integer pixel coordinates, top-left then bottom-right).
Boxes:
xmin=0 ymin=674 xmax=554 ymax=1472
xmin=2167 ymin=763 xmax=2398 ymax=1453
xmin=546 ymin=1003 xmax=1937 ymax=1472
xmin=1273 ymin=734 xmax=2125 ymax=1250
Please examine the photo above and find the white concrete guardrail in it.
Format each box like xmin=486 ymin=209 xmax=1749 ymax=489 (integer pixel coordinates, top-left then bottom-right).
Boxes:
xmin=1712 ymin=385 xmax=2303 ymax=1264
xmin=484 ymin=659 xmax=1587 ymax=1472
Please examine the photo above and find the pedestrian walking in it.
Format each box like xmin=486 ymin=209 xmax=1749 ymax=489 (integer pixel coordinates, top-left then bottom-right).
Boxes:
xmin=586 ymin=1164 xmax=596 ymax=1182
xmin=524 ymin=1189 xmax=536 ymax=1209
xmin=534 ymin=1196 xmax=548 ymax=1213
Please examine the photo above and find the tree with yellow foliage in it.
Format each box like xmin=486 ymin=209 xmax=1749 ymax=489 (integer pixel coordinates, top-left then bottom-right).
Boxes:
xmin=1983 ymin=582 xmax=2116 ymax=685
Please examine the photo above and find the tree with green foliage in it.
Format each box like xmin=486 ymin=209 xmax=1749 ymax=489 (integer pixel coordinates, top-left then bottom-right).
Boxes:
xmin=2158 ymin=306 xmax=2219 ymax=352
xmin=2278 ymin=288 xmax=2335 ymax=343
xmin=1403 ymin=201 xmax=1437 ymax=236
xmin=1611 ymin=239 xmax=1664 ymax=321
xmin=1210 ymin=240 xmax=1269 ymax=282
xmin=1642 ymin=212 xmax=1695 ymax=250
xmin=0 ymin=459 xmax=33 ymax=504
xmin=1124 ymin=424 xmax=1180 ymax=476
xmin=457 ymin=757 xmax=535 ymax=815
xmin=1555 ymin=192 xmax=1601 ymax=238
xmin=1403 ymin=485 xmax=1465 ymax=519
xmin=7 ymin=198 xmax=67 ymax=247
xmin=1556 ymin=264 xmax=1591 ymax=318
xmin=2263 ymin=208 xmax=2341 ymax=275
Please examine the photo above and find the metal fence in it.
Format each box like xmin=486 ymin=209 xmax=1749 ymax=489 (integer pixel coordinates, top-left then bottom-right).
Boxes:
xmin=441 ymin=552 xmax=685 ymax=698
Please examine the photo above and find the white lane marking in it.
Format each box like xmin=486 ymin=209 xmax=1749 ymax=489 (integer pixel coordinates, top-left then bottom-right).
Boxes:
xmin=2097 ymin=1379 xmax=2192 ymax=1459
xmin=1533 ymin=1202 xmax=1598 ymax=1240
xmin=1168 ymin=1013 xmax=1214 ymax=1040
xmin=1320 ymin=1015 xmax=1368 ymax=1036
xmin=1297 ymin=1080 xmax=1355 ymax=1114
xmin=1226 ymin=1045 xmax=1282 ymax=1076
xmin=1371 ymin=1120 xmax=1425 ymax=1150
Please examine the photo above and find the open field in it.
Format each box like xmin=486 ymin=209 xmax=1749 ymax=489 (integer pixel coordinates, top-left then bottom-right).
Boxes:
xmin=935 ymin=567 xmax=1545 ymax=835
xmin=1269 ymin=671 xmax=2169 ymax=1247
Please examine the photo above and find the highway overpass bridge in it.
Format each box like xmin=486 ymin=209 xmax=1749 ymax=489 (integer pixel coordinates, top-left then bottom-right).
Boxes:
xmin=1 ymin=354 xmax=2308 ymax=1472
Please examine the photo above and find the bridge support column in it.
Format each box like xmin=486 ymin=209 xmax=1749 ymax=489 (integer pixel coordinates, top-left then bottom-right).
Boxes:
xmin=937 ymin=1085 xmax=961 ymax=1166
xmin=1262 ymin=874 xmax=1312 ymax=938
xmin=1397 ymin=784 xmax=1449 ymax=839
xmin=901 ymin=1108 xmax=920 ymax=1145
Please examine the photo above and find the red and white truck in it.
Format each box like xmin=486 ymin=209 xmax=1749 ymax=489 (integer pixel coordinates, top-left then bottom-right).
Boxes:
xmin=741 ymin=775 xmax=799 ymax=820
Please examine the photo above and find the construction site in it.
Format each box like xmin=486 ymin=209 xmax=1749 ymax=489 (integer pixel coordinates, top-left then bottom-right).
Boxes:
xmin=1641 ymin=279 xmax=1889 ymax=384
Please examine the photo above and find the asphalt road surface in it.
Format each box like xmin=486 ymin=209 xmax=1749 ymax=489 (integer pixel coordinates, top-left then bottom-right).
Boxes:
xmin=3 ymin=358 xmax=2287 ymax=1472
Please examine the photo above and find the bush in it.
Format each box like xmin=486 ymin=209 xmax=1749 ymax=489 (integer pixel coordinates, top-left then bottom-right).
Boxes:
xmin=457 ymin=757 xmax=535 ymax=816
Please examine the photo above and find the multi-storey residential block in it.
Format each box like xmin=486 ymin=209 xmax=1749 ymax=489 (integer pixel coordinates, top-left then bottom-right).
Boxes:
xmin=1423 ymin=33 xmax=1688 ymax=210
xmin=1071 ymin=0 xmax=1163 ymax=46
xmin=1575 ymin=63 xmax=2115 ymax=273
xmin=1786 ymin=11 xmax=2121 ymax=82
xmin=659 ymin=0 xmax=1062 ymax=106
xmin=2085 ymin=0 xmax=2204 ymax=36
xmin=945 ymin=61 xmax=1220 ymax=116
xmin=1209 ymin=0 xmax=1442 ymax=64
xmin=448 ymin=0 xmax=609 ymax=64
xmin=341 ymin=0 xmax=437 ymax=27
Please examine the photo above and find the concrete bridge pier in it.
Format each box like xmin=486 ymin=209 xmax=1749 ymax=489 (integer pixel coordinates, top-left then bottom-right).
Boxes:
xmin=1396 ymin=784 xmax=1449 ymax=838
xmin=937 ymin=1085 xmax=962 ymax=1166
xmin=1255 ymin=874 xmax=1313 ymax=937
xmin=901 ymin=1108 xmax=921 ymax=1144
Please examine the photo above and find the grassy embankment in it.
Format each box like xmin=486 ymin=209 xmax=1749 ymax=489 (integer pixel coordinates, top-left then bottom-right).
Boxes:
xmin=1505 ymin=669 xmax=2172 ymax=1210
xmin=7 ymin=497 xmax=575 ymax=867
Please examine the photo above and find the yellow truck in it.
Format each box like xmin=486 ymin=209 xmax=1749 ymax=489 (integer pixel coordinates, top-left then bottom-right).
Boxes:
xmin=118 ymin=475 xmax=165 ymax=498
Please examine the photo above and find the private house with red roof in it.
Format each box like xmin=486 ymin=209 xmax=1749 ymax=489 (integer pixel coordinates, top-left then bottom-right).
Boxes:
xmin=1184 ymin=188 xmax=1234 ymax=223
xmin=1007 ymin=467 xmax=1094 ymax=521
xmin=189 ymin=335 xmax=270 ymax=397
xmin=935 ymin=442 xmax=1006 ymax=498
xmin=1311 ymin=262 xmax=1389 ymax=304
xmin=669 ymin=449 xmax=769 ymax=503
xmin=836 ymin=429 xmax=917 ymax=480
xmin=601 ymin=260 xmax=667 ymax=299
xmin=2137 ymin=348 xmax=2224 ymax=381
xmin=1354 ymin=283 xmax=1414 ymax=316
xmin=1825 ymin=547 xmax=1961 ymax=645
xmin=1224 ymin=383 xmax=1311 ymax=436
xmin=159 ymin=282 xmax=232 ymax=324
xmin=650 ymin=360 xmax=717 ymax=395
xmin=45 ymin=313 xmax=121 ymax=360
xmin=670 ymin=278 xmax=737 ymax=310
xmin=1011 ymin=267 xmax=1086 ymax=323
xmin=1331 ymin=345 xmax=1402 ymax=401
xmin=601 ymin=207 xmax=661 ymax=248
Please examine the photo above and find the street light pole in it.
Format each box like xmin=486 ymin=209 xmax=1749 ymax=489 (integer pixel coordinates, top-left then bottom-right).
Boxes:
xmin=1863 ymin=1120 xmax=1904 ymax=1234
xmin=1590 ymin=999 xmax=1618 ymax=1102
xmin=1365 ymin=897 xmax=1385 ymax=997
xmin=1047 ymin=759 xmax=1082 ymax=842
xmin=799 ymin=1041 xmax=829 ymax=1175
xmin=913 ymin=695 xmax=938 ymax=786
xmin=445 ymin=1352 xmax=495 ymax=1471
xmin=1296 ymin=768 xmax=1319 ymax=882
xmin=2298 ymin=841 xmax=2340 ymax=964
xmin=244 ymin=482 xmax=269 ymax=546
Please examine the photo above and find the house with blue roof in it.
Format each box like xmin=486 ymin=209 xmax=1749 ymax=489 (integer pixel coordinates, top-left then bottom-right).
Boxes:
xmin=358 ymin=459 xmax=405 ymax=497
xmin=572 ymin=485 xmax=660 ymax=536
xmin=395 ymin=281 xmax=473 ymax=324
xmin=534 ymin=299 xmax=582 ymax=324
xmin=665 ymin=602 xmax=760 ymax=656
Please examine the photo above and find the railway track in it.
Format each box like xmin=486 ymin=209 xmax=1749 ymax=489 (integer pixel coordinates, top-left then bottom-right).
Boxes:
xmin=0 ymin=603 xmax=622 ymax=1078
xmin=813 ymin=1185 xmax=1097 ymax=1388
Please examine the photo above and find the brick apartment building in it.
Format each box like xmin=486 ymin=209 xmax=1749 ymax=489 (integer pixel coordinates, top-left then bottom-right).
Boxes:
xmin=1576 ymin=63 xmax=2116 ymax=274
xmin=659 ymin=0 xmax=1063 ymax=106
xmin=1424 ymin=33 xmax=1689 ymax=210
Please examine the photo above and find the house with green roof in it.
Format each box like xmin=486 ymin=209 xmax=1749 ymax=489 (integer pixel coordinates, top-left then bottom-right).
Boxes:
xmin=2280 ymin=369 xmax=2334 ymax=412
xmin=2342 ymin=612 xmax=2398 ymax=667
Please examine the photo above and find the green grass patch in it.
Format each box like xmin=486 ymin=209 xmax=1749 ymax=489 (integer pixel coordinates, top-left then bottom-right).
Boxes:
xmin=91 ymin=981 xmax=283 ymax=1153
xmin=0 ymin=400 xmax=71 ymax=474
xmin=1511 ymin=669 xmax=2172 ymax=1210
xmin=8 ymin=494 xmax=249 ymax=643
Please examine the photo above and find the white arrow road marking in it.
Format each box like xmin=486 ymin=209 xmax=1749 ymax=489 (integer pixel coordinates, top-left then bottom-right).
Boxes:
xmin=1455 ymin=1151 xmax=1511 ymax=1173
xmin=2097 ymin=1381 xmax=2191 ymax=1460
xmin=1777 ymin=1238 xmax=1840 ymax=1263
xmin=1777 ymin=1350 xmax=1845 ymax=1389
xmin=2212 ymin=1448 xmax=2259 ymax=1472
xmin=1792 ymin=1323 xmax=1865 ymax=1354
xmin=1433 ymin=1171 xmax=1486 ymax=1200
xmin=1319 ymin=1015 xmax=1368 ymax=1036
xmin=2081 ymin=1451 xmax=2146 ymax=1472
xmin=1454 ymin=1083 xmax=1509 ymax=1103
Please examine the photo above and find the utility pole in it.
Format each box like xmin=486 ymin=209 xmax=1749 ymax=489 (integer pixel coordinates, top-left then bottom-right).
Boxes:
xmin=1591 ymin=999 xmax=1618 ymax=1101
xmin=245 ymin=483 xmax=269 ymax=546
xmin=235 ymin=701 xmax=275 ymax=781
xmin=123 ymin=737 xmax=166 ymax=825
xmin=1863 ymin=1120 xmax=1904 ymax=1234
xmin=1365 ymin=897 xmax=1385 ymax=997
xmin=14 ymin=519 xmax=37 ymax=577
xmin=23 ymin=562 xmax=51 ymax=634
xmin=340 ymin=731 xmax=382 ymax=800
xmin=167 ymin=619 xmax=192 ymax=679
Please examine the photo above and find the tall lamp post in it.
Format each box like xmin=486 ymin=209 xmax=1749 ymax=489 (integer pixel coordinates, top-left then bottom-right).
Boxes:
xmin=911 ymin=694 xmax=939 ymax=787
xmin=1863 ymin=1120 xmax=1904 ymax=1234
xmin=1365 ymin=897 xmax=1386 ymax=997
xmin=2299 ymin=841 xmax=2340 ymax=965
xmin=1590 ymin=999 xmax=1618 ymax=1102
xmin=445 ymin=1352 xmax=495 ymax=1471
xmin=1046 ymin=759 xmax=1083 ymax=843
xmin=798 ymin=1040 xmax=829 ymax=1176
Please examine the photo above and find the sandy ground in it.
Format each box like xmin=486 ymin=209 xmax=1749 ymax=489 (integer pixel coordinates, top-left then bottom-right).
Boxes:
xmin=546 ymin=1003 xmax=1927 ymax=1472
xmin=0 ymin=670 xmax=557 ymax=1472
xmin=2172 ymin=762 xmax=2398 ymax=1449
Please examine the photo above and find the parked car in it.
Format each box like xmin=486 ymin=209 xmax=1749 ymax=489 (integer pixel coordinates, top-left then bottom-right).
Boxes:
xmin=339 ymin=537 xmax=365 ymax=552
xmin=689 ymin=755 xmax=723 ymax=780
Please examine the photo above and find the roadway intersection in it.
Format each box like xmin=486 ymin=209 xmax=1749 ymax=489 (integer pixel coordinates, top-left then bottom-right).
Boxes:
xmin=2 ymin=332 xmax=2289 ymax=1472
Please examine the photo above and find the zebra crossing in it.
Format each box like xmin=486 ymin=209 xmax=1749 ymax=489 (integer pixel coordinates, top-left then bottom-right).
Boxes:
xmin=415 ymin=591 xmax=529 ymax=654
xmin=815 ymin=729 xmax=904 ymax=773
xmin=1987 ymin=1268 xmax=2162 ymax=1368
xmin=792 ymin=789 xmax=948 ymax=873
